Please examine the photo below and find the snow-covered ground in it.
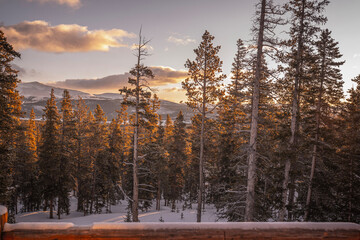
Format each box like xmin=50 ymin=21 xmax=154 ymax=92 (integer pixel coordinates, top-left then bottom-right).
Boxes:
xmin=15 ymin=197 xmax=225 ymax=225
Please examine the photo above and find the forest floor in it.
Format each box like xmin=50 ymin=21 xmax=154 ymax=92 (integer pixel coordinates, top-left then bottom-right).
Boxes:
xmin=14 ymin=197 xmax=224 ymax=225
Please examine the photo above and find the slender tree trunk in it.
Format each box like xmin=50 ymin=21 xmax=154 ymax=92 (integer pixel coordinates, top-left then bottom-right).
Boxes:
xmin=245 ymin=0 xmax=265 ymax=222
xmin=172 ymin=199 xmax=176 ymax=212
xmin=197 ymin=86 xmax=205 ymax=223
xmin=132 ymin=121 xmax=139 ymax=222
xmin=197 ymin=55 xmax=207 ymax=223
xmin=279 ymin=0 xmax=306 ymax=222
xmin=304 ymin=143 xmax=317 ymax=220
xmin=305 ymin=47 xmax=325 ymax=221
xmin=287 ymin=176 xmax=296 ymax=220
xmin=132 ymin=38 xmax=141 ymax=222
xmin=156 ymin=178 xmax=161 ymax=211
xmin=348 ymin=157 xmax=353 ymax=222
xmin=49 ymin=198 xmax=53 ymax=219
xmin=57 ymin=197 xmax=61 ymax=219
xmin=77 ymin=131 xmax=83 ymax=212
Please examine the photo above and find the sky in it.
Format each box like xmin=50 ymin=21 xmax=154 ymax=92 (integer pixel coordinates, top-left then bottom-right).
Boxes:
xmin=1 ymin=0 xmax=360 ymax=102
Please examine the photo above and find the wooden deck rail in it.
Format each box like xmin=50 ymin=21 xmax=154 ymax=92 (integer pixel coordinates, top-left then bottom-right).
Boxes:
xmin=1 ymin=207 xmax=359 ymax=240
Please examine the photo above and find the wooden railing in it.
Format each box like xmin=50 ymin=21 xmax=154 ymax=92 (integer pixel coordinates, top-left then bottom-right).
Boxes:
xmin=1 ymin=206 xmax=359 ymax=240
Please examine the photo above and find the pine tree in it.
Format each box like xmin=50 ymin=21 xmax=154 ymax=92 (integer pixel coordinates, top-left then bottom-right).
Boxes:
xmin=120 ymin=29 xmax=154 ymax=222
xmin=91 ymin=104 xmax=109 ymax=213
xmin=113 ymin=100 xmax=132 ymax=206
xmin=167 ymin=111 xmax=187 ymax=211
xmin=303 ymin=29 xmax=344 ymax=221
xmin=38 ymin=89 xmax=61 ymax=219
xmin=16 ymin=109 xmax=40 ymax=212
xmin=182 ymin=30 xmax=226 ymax=222
xmin=0 ymin=30 xmax=22 ymax=219
xmin=83 ymin=110 xmax=96 ymax=214
xmin=106 ymin=116 xmax=127 ymax=212
xmin=57 ymin=90 xmax=76 ymax=218
xmin=279 ymin=0 xmax=329 ymax=221
xmin=339 ymin=75 xmax=360 ymax=223
xmin=73 ymin=97 xmax=91 ymax=213
xmin=213 ymin=39 xmax=249 ymax=221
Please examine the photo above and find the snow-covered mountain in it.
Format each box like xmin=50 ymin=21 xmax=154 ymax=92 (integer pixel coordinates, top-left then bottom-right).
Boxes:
xmin=18 ymin=81 xmax=91 ymax=102
xmin=18 ymin=81 xmax=193 ymax=121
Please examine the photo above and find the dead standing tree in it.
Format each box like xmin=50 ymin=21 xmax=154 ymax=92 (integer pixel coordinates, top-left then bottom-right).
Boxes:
xmin=245 ymin=0 xmax=285 ymax=221
xmin=120 ymin=28 xmax=154 ymax=222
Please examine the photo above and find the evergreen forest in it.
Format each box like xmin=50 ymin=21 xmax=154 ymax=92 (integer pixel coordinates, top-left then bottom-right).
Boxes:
xmin=0 ymin=0 xmax=359 ymax=224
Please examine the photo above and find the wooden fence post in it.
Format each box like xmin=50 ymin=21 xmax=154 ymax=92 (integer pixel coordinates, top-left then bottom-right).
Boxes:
xmin=0 ymin=206 xmax=8 ymax=240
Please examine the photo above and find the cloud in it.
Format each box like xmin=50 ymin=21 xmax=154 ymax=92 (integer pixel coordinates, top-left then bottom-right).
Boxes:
xmin=0 ymin=20 xmax=136 ymax=53
xmin=353 ymin=53 xmax=360 ymax=58
xmin=27 ymin=0 xmax=81 ymax=8
xmin=167 ymin=35 xmax=196 ymax=46
xmin=149 ymin=66 xmax=187 ymax=85
xmin=51 ymin=66 xmax=188 ymax=92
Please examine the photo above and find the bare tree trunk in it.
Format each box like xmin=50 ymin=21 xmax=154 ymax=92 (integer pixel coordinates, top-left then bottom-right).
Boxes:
xmin=348 ymin=158 xmax=353 ymax=222
xmin=304 ymin=144 xmax=317 ymax=220
xmin=197 ymin=54 xmax=207 ymax=223
xmin=132 ymin=121 xmax=139 ymax=222
xmin=156 ymin=179 xmax=161 ymax=211
xmin=76 ymin=128 xmax=83 ymax=212
xmin=245 ymin=0 xmax=265 ymax=222
xmin=279 ymin=0 xmax=306 ymax=222
xmin=287 ymin=176 xmax=296 ymax=220
xmin=305 ymin=45 xmax=325 ymax=221
xmin=49 ymin=198 xmax=53 ymax=219
xmin=57 ymin=198 xmax=60 ymax=219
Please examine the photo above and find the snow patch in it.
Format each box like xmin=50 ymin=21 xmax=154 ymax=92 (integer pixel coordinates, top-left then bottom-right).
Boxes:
xmin=0 ymin=205 xmax=7 ymax=215
xmin=4 ymin=222 xmax=74 ymax=231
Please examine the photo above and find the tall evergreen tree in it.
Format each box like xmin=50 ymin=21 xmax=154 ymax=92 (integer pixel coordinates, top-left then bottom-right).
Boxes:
xmin=167 ymin=111 xmax=187 ymax=211
xmin=38 ymin=89 xmax=61 ymax=219
xmin=16 ymin=109 xmax=40 ymax=212
xmin=339 ymin=75 xmax=360 ymax=223
xmin=279 ymin=0 xmax=329 ymax=221
xmin=57 ymin=90 xmax=76 ymax=218
xmin=182 ymin=30 xmax=226 ymax=222
xmin=0 ymin=30 xmax=22 ymax=219
xmin=91 ymin=104 xmax=109 ymax=213
xmin=303 ymin=29 xmax=344 ymax=221
xmin=73 ymin=97 xmax=91 ymax=213
xmin=213 ymin=39 xmax=249 ymax=221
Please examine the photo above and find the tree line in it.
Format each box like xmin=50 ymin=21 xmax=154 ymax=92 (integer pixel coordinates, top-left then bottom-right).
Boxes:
xmin=0 ymin=0 xmax=359 ymax=223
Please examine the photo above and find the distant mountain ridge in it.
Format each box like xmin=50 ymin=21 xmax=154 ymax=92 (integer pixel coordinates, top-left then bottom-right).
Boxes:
xmin=17 ymin=81 xmax=193 ymax=121
xmin=18 ymin=81 xmax=91 ymax=102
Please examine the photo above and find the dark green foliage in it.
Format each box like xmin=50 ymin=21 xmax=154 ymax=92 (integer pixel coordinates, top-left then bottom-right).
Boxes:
xmin=38 ymin=89 xmax=61 ymax=219
xmin=0 ymin=30 xmax=22 ymax=219
xmin=15 ymin=110 xmax=41 ymax=212
xmin=167 ymin=111 xmax=187 ymax=209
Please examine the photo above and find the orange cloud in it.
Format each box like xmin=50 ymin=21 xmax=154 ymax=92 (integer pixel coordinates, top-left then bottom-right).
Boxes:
xmin=1 ymin=20 xmax=136 ymax=53
xmin=150 ymin=66 xmax=188 ymax=85
xmin=27 ymin=0 xmax=81 ymax=8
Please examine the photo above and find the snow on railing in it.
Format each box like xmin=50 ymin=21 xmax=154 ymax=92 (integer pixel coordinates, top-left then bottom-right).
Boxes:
xmin=0 ymin=206 xmax=359 ymax=240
